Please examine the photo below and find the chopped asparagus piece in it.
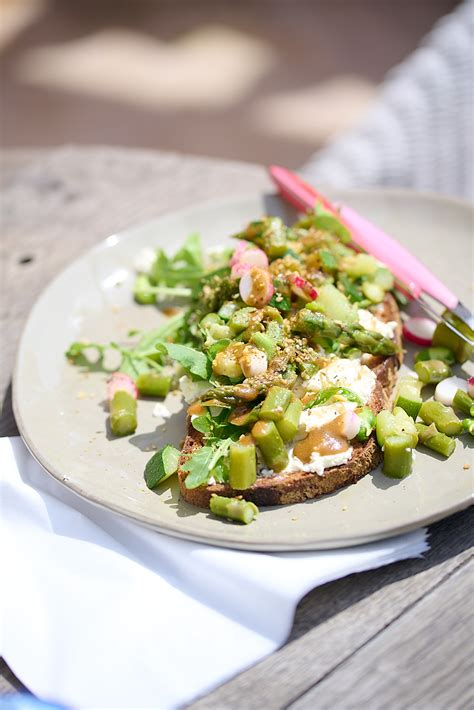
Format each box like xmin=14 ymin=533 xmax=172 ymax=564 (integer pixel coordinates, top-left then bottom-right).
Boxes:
xmin=252 ymin=420 xmax=289 ymax=472
xmin=136 ymin=372 xmax=172 ymax=397
xmin=110 ymin=390 xmax=137 ymax=437
xmin=418 ymin=400 xmax=463 ymax=436
xmin=416 ymin=423 xmax=456 ymax=457
xmin=383 ymin=434 xmax=414 ymax=479
xmin=259 ymin=386 xmax=292 ymax=421
xmin=414 ymin=359 xmax=451 ymax=384
xmin=229 ymin=442 xmax=257 ymax=490
xmin=276 ymin=399 xmax=303 ymax=442
xmin=210 ymin=494 xmax=258 ymax=524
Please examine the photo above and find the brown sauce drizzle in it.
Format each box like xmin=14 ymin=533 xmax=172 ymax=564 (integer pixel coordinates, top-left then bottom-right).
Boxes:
xmin=294 ymin=414 xmax=348 ymax=463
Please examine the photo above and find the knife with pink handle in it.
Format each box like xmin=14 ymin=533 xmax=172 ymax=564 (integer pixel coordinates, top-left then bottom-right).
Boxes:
xmin=269 ymin=165 xmax=473 ymax=343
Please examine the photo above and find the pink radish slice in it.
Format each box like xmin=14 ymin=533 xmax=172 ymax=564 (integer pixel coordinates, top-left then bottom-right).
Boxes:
xmin=107 ymin=372 xmax=138 ymax=401
xmin=341 ymin=411 xmax=361 ymax=440
xmin=239 ymin=267 xmax=274 ymax=307
xmin=435 ymin=376 xmax=468 ymax=406
xmin=468 ymin=377 xmax=474 ymax=398
xmin=230 ymin=241 xmax=249 ymax=266
xmin=402 ymin=317 xmax=436 ymax=346
xmin=288 ymin=273 xmax=318 ymax=301
xmin=231 ymin=261 xmax=253 ymax=279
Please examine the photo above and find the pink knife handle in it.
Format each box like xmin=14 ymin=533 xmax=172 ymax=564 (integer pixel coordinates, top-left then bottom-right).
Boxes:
xmin=269 ymin=165 xmax=458 ymax=309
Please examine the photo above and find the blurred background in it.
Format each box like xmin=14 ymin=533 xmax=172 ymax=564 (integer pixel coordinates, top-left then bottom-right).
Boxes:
xmin=0 ymin=0 xmax=461 ymax=167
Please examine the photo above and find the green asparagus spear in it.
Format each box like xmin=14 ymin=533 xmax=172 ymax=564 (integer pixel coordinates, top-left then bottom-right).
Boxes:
xmin=356 ymin=407 xmax=376 ymax=441
xmin=462 ymin=419 xmax=474 ymax=435
xmin=452 ymin=389 xmax=474 ymax=417
xmin=415 ymin=423 xmax=456 ymax=457
xmin=414 ymin=359 xmax=451 ymax=384
xmin=376 ymin=408 xmax=418 ymax=448
xmin=382 ymin=434 xmax=414 ymax=479
xmin=260 ymin=386 xmax=292 ymax=421
xmin=418 ymin=400 xmax=463 ymax=436
xmin=229 ymin=442 xmax=257 ymax=490
xmin=432 ymin=319 xmax=474 ymax=363
xmin=276 ymin=399 xmax=303 ymax=442
xmin=250 ymin=331 xmax=277 ymax=360
xmin=110 ymin=390 xmax=137 ymax=436
xmin=252 ymin=420 xmax=289 ymax=472
xmin=136 ymin=372 xmax=172 ymax=397
xmin=292 ymin=309 xmax=398 ymax=356
xmin=394 ymin=376 xmax=424 ymax=419
xmin=414 ymin=347 xmax=456 ymax=365
xmin=210 ymin=494 xmax=259 ymax=524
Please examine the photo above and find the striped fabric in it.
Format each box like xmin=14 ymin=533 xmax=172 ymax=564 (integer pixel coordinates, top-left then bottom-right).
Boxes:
xmin=301 ymin=0 xmax=473 ymax=200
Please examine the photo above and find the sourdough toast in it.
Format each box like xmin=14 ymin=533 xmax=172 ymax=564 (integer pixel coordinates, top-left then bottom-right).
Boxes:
xmin=178 ymin=293 xmax=402 ymax=507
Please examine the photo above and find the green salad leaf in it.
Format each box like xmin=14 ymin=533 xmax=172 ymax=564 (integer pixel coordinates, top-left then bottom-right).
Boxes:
xmin=164 ymin=343 xmax=211 ymax=380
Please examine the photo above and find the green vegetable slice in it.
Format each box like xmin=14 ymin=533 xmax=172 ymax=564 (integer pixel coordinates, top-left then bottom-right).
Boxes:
xmin=144 ymin=445 xmax=181 ymax=489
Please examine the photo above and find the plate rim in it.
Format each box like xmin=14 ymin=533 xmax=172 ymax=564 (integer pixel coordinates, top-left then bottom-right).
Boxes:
xmin=12 ymin=188 xmax=474 ymax=550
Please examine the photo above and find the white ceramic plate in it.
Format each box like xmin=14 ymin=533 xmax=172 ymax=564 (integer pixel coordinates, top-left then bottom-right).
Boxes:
xmin=14 ymin=190 xmax=473 ymax=550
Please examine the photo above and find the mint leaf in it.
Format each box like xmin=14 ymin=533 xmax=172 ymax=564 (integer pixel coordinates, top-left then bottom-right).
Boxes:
xmin=144 ymin=445 xmax=180 ymax=489
xmin=164 ymin=343 xmax=210 ymax=380
xmin=269 ymin=293 xmax=291 ymax=312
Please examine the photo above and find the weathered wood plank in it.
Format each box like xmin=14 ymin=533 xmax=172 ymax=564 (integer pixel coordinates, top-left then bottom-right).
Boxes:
xmin=290 ymin=559 xmax=473 ymax=710
xmin=188 ymin=508 xmax=472 ymax=709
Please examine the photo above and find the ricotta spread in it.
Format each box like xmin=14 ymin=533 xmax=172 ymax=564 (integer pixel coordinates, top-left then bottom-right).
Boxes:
xmin=259 ymin=401 xmax=357 ymax=478
xmin=304 ymin=357 xmax=376 ymax=404
xmin=358 ymin=308 xmax=397 ymax=339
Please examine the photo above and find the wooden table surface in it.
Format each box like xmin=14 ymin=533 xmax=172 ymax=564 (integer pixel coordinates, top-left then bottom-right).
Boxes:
xmin=1 ymin=147 xmax=472 ymax=709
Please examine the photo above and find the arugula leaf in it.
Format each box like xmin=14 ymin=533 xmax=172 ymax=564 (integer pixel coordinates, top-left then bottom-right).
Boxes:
xmin=173 ymin=233 xmax=203 ymax=269
xmin=144 ymin=445 xmax=180 ymax=489
xmin=207 ymin=339 xmax=231 ymax=360
xmin=134 ymin=314 xmax=185 ymax=356
xmin=164 ymin=343 xmax=211 ymax=380
xmin=191 ymin=415 xmax=212 ymax=434
xmin=183 ymin=438 xmax=233 ymax=489
xmin=182 ymin=446 xmax=215 ymax=488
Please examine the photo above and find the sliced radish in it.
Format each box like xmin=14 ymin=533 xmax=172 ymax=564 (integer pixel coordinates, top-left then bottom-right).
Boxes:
xmin=287 ymin=273 xmax=318 ymax=301
xmin=231 ymin=246 xmax=268 ymax=278
xmin=402 ymin=317 xmax=437 ymax=346
xmin=468 ymin=377 xmax=474 ymax=398
xmin=340 ymin=411 xmax=361 ymax=440
xmin=231 ymin=261 xmax=253 ymax=279
xmin=230 ymin=240 xmax=249 ymax=266
xmin=434 ymin=376 xmax=467 ymax=406
xmin=107 ymin=372 xmax=138 ymax=402
xmin=239 ymin=267 xmax=274 ymax=307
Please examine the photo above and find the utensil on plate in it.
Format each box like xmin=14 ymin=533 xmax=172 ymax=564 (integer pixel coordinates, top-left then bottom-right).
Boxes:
xmin=269 ymin=165 xmax=474 ymax=346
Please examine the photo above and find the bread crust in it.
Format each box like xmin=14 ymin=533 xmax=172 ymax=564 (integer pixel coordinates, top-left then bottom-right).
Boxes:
xmin=178 ymin=293 xmax=402 ymax=508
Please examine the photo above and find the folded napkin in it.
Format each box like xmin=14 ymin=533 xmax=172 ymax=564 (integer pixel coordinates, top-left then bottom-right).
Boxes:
xmin=1 ymin=437 xmax=428 ymax=709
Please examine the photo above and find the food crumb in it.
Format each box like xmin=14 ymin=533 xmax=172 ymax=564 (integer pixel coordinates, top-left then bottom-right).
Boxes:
xmin=463 ymin=463 xmax=470 ymax=470
xmin=342 ymin=506 xmax=348 ymax=512
xmin=111 ymin=305 xmax=121 ymax=313
xmin=291 ymin=517 xmax=298 ymax=522
xmin=76 ymin=391 xmax=87 ymax=399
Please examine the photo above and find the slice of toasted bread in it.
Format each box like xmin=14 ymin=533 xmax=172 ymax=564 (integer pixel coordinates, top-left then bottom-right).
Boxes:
xmin=178 ymin=294 xmax=402 ymax=507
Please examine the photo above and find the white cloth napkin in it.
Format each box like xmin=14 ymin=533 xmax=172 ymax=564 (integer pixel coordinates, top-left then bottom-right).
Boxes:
xmin=1 ymin=437 xmax=429 ymax=709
